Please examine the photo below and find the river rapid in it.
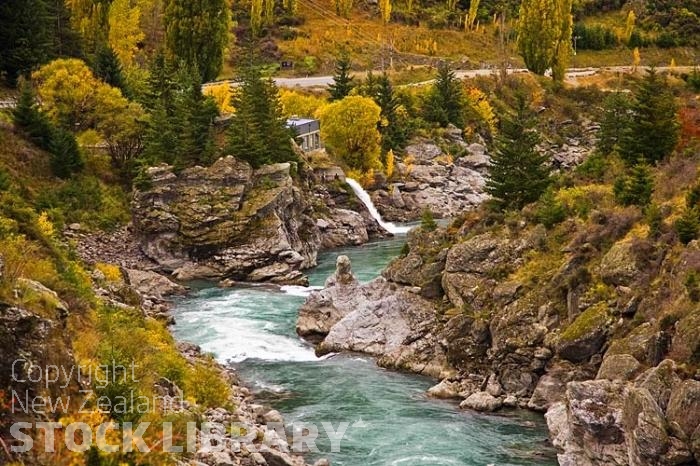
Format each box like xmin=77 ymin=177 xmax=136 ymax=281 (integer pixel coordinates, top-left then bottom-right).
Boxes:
xmin=172 ymin=236 xmax=556 ymax=466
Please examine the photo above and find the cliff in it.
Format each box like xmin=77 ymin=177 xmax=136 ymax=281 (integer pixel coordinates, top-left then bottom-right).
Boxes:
xmin=130 ymin=156 xmax=385 ymax=285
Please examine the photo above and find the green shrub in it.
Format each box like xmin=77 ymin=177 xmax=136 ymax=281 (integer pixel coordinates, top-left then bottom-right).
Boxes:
xmin=614 ymin=163 xmax=653 ymax=207
xmin=421 ymin=208 xmax=437 ymax=231
xmin=535 ymin=189 xmax=567 ymax=228
xmin=675 ymin=207 xmax=699 ymax=245
xmin=685 ymin=271 xmax=700 ymax=302
xmin=645 ymin=203 xmax=663 ymax=238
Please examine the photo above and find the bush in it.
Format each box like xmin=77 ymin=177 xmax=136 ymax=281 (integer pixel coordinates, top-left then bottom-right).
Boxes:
xmin=685 ymin=271 xmax=700 ymax=302
xmin=675 ymin=207 xmax=699 ymax=244
xmin=421 ymin=208 xmax=437 ymax=231
xmin=645 ymin=203 xmax=663 ymax=238
xmin=535 ymin=189 xmax=567 ymax=228
xmin=614 ymin=163 xmax=653 ymax=207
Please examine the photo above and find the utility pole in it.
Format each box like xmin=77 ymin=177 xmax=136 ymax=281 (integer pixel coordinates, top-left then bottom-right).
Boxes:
xmin=573 ymin=35 xmax=581 ymax=69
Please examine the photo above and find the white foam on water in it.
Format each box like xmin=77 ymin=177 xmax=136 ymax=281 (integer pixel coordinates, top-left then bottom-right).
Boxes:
xmin=175 ymin=291 xmax=320 ymax=363
xmin=280 ymin=284 xmax=323 ymax=297
xmin=345 ymin=178 xmax=412 ymax=235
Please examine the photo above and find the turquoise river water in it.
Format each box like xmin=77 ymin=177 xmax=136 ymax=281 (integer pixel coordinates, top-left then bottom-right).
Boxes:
xmin=172 ymin=236 xmax=557 ymax=466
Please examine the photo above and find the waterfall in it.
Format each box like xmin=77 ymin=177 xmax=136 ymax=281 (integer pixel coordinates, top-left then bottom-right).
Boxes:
xmin=345 ymin=178 xmax=412 ymax=235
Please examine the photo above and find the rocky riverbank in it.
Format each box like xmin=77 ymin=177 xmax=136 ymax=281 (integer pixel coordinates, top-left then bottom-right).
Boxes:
xmin=368 ymin=123 xmax=596 ymax=222
xmin=297 ymin=219 xmax=700 ymax=465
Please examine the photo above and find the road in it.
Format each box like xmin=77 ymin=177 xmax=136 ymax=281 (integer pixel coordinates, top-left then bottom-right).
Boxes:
xmin=202 ymin=65 xmax=691 ymax=90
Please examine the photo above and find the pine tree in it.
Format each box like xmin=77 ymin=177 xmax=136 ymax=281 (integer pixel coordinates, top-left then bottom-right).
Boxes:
xmin=171 ymin=64 xmax=218 ymax=167
xmin=597 ymin=91 xmax=633 ymax=154
xmin=92 ymin=46 xmax=128 ymax=93
xmin=13 ymin=82 xmax=55 ymax=150
xmin=424 ymin=63 xmax=464 ymax=128
xmin=49 ymin=127 xmax=84 ymax=178
xmin=227 ymin=65 xmax=296 ymax=168
xmin=373 ymin=73 xmax=407 ymax=153
xmin=619 ymin=68 xmax=679 ymax=165
xmin=0 ymin=0 xmax=53 ymax=84
xmin=486 ymin=96 xmax=551 ymax=210
xmin=613 ymin=162 xmax=654 ymax=207
xmin=675 ymin=207 xmax=699 ymax=245
xmin=164 ymin=0 xmax=231 ymax=82
xmin=328 ymin=53 xmax=355 ymax=101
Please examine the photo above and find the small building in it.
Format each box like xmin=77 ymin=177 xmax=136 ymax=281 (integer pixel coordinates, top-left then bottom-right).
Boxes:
xmin=286 ymin=117 xmax=322 ymax=152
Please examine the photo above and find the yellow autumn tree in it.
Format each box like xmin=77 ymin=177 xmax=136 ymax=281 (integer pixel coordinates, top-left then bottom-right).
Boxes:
xmin=108 ymin=0 xmax=145 ymax=68
xmin=466 ymin=0 xmax=479 ymax=31
xmin=32 ymin=59 xmax=146 ymax=169
xmin=279 ymin=89 xmax=327 ymax=118
xmin=316 ymin=96 xmax=382 ymax=173
xmin=204 ymin=82 xmax=235 ymax=114
xmin=251 ymin=0 xmax=263 ymax=36
xmin=632 ymin=47 xmax=641 ymax=71
xmin=379 ymin=0 xmax=392 ymax=24
xmin=624 ymin=10 xmax=636 ymax=43
xmin=464 ymin=87 xmax=497 ymax=135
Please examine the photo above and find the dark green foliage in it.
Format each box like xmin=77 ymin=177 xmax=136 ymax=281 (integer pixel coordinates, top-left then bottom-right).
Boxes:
xmin=613 ymin=162 xmax=653 ymax=207
xmin=328 ymin=53 xmax=355 ymax=101
xmin=226 ymin=65 xmax=297 ymax=168
xmin=645 ymin=203 xmax=663 ymax=238
xmin=49 ymin=127 xmax=84 ymax=179
xmin=0 ymin=0 xmax=53 ymax=84
xmin=423 ymin=63 xmax=464 ymax=128
xmin=421 ymin=208 xmax=437 ymax=231
xmin=619 ymin=68 xmax=679 ymax=165
xmin=92 ymin=46 xmax=128 ymax=93
xmin=573 ymin=23 xmax=618 ymax=50
xmin=596 ymin=91 xmax=633 ymax=155
xmin=685 ymin=271 xmax=700 ymax=302
xmin=675 ymin=207 xmax=699 ymax=244
xmin=0 ymin=0 xmax=81 ymax=85
xmin=142 ymin=57 xmax=218 ymax=168
xmin=13 ymin=82 xmax=83 ymax=179
xmin=13 ymin=82 xmax=55 ymax=149
xmin=687 ymin=181 xmax=700 ymax=210
xmin=369 ymin=73 xmax=410 ymax=153
xmin=0 ymin=168 xmax=11 ymax=192
xmin=535 ymin=189 xmax=567 ymax=228
xmin=164 ymin=0 xmax=230 ymax=82
xmin=686 ymin=68 xmax=700 ymax=92
xmin=486 ymin=96 xmax=551 ymax=211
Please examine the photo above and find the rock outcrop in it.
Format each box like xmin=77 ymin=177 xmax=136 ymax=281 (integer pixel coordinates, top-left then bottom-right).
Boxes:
xmin=297 ymin=254 xmax=452 ymax=378
xmin=546 ymin=359 xmax=699 ymax=466
xmin=132 ymin=157 xmax=386 ymax=285
xmin=371 ymin=136 xmax=489 ymax=221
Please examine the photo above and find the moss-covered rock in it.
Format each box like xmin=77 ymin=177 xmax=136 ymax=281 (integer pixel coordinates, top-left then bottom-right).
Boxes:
xmin=557 ymin=303 xmax=611 ymax=362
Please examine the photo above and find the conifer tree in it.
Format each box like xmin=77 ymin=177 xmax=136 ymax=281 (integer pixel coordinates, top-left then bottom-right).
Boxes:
xmin=164 ymin=0 xmax=231 ymax=82
xmin=49 ymin=127 xmax=84 ymax=178
xmin=328 ymin=53 xmax=355 ymax=101
xmin=424 ymin=63 xmax=464 ymax=128
xmin=227 ymin=65 xmax=296 ymax=168
xmin=13 ymin=82 xmax=55 ymax=150
xmin=619 ymin=68 xmax=679 ymax=165
xmin=373 ymin=73 xmax=407 ymax=152
xmin=92 ymin=46 xmax=128 ymax=93
xmin=486 ymin=96 xmax=551 ymax=210
xmin=0 ymin=0 xmax=53 ymax=84
xmin=597 ymin=91 xmax=633 ymax=154
xmin=613 ymin=162 xmax=654 ymax=207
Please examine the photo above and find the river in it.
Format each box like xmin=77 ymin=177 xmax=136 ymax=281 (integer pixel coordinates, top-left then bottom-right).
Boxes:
xmin=171 ymin=236 xmax=557 ymax=466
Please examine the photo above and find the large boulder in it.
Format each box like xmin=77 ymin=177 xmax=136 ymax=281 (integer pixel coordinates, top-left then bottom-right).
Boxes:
xmin=460 ymin=391 xmax=503 ymax=412
xmin=666 ymin=380 xmax=700 ymax=441
xmin=556 ymin=303 xmax=611 ymax=363
xmin=596 ymin=354 xmax=642 ymax=381
xmin=122 ymin=268 xmax=188 ymax=301
xmin=600 ymin=240 xmax=640 ymax=287
xmin=133 ymin=158 xmax=321 ymax=284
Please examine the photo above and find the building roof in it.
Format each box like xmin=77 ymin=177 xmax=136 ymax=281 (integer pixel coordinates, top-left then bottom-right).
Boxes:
xmin=286 ymin=117 xmax=318 ymax=127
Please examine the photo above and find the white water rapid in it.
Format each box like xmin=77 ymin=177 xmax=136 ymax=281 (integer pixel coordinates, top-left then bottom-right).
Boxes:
xmin=345 ymin=178 xmax=412 ymax=234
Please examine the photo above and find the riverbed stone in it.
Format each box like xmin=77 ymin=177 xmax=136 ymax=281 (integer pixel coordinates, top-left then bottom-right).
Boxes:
xmin=460 ymin=391 xmax=503 ymax=412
